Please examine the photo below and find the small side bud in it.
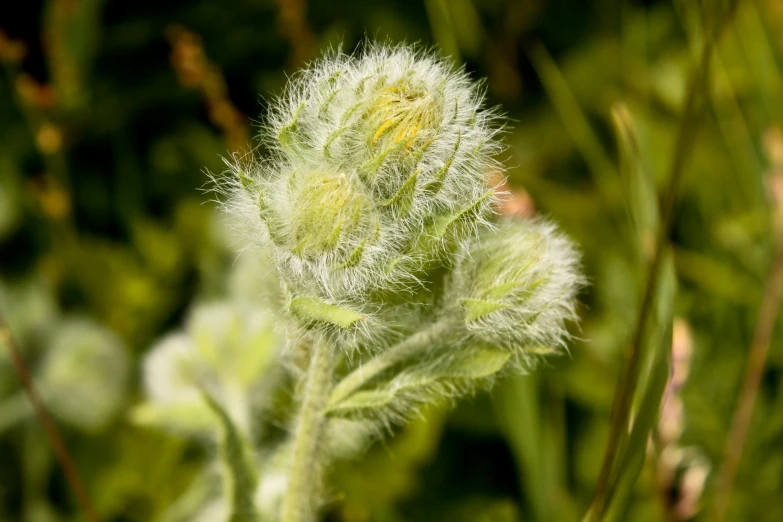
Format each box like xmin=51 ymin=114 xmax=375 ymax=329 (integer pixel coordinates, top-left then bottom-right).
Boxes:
xmin=444 ymin=220 xmax=583 ymax=360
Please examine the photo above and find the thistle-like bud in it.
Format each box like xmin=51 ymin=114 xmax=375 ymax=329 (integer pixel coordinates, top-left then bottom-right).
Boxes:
xmin=38 ymin=318 xmax=130 ymax=431
xmin=262 ymin=170 xmax=379 ymax=268
xmin=219 ymin=44 xmax=502 ymax=317
xmin=444 ymin=220 xmax=582 ymax=363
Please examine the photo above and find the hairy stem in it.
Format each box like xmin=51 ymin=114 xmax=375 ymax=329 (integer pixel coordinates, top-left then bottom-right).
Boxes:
xmin=328 ymin=318 xmax=455 ymax=409
xmin=281 ymin=336 xmax=336 ymax=522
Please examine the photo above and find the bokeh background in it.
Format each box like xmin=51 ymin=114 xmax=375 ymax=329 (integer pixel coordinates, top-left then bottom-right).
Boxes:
xmin=2 ymin=0 xmax=783 ymax=521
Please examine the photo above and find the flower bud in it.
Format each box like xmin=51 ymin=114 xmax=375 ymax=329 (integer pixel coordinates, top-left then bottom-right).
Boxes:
xmin=38 ymin=318 xmax=130 ymax=431
xmin=266 ymin=170 xmax=378 ymax=266
xmin=444 ymin=220 xmax=582 ymax=360
xmin=272 ymin=44 xmax=500 ymax=228
xmin=219 ymin=44 xmax=503 ymax=308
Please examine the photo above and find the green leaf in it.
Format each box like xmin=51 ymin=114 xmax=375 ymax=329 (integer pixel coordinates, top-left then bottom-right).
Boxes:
xmin=202 ymin=392 xmax=260 ymax=522
xmin=527 ymin=42 xmax=618 ymax=203
xmin=128 ymin=402 xmax=215 ymax=433
xmin=326 ymin=348 xmax=510 ymax=418
xmin=603 ymin=250 xmax=675 ymax=521
xmin=290 ymin=296 xmax=366 ymax=329
xmin=611 ymin=104 xmax=659 ymax=256
xmin=495 ymin=375 xmax=575 ymax=521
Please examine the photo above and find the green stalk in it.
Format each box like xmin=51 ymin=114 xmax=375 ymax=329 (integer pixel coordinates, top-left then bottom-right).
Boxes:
xmin=588 ymin=4 xmax=738 ymax=519
xmin=0 ymin=315 xmax=102 ymax=522
xmin=327 ymin=318 xmax=455 ymax=409
xmin=281 ymin=336 xmax=336 ymax=522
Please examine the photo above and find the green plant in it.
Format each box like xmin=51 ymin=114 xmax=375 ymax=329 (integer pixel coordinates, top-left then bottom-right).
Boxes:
xmin=210 ymin=43 xmax=584 ymax=522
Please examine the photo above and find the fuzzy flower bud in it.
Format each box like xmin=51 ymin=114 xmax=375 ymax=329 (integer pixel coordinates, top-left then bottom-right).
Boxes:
xmin=262 ymin=170 xmax=379 ymax=267
xmin=444 ymin=220 xmax=582 ymax=362
xmin=219 ymin=44 xmax=503 ymax=311
xmin=38 ymin=318 xmax=130 ymax=431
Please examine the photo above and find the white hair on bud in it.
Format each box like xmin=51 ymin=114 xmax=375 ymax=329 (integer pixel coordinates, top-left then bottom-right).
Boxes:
xmin=200 ymin=44 xmax=587 ymax=511
xmin=445 ymin=219 xmax=584 ymax=369
xmin=213 ymin=42 xmax=504 ymax=343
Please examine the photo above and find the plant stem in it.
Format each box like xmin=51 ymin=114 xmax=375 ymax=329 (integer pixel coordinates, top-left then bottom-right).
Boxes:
xmin=589 ymin=20 xmax=718 ymax=521
xmin=202 ymin=392 xmax=259 ymax=522
xmin=712 ymin=237 xmax=783 ymax=522
xmin=281 ymin=336 xmax=336 ymax=522
xmin=327 ymin=318 xmax=455 ymax=409
xmin=0 ymin=312 xmax=103 ymax=522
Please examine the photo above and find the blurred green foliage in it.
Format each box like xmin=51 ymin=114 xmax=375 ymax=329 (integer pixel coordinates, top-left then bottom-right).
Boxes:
xmin=1 ymin=0 xmax=783 ymax=521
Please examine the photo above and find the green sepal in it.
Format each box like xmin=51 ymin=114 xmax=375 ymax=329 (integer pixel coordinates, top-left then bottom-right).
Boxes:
xmin=483 ymin=281 xmax=525 ymax=300
xmin=359 ymin=138 xmax=409 ymax=182
xmin=460 ymin=298 xmax=508 ymax=322
xmin=384 ymin=256 xmax=403 ymax=276
xmin=337 ymin=238 xmax=367 ymax=270
xmin=290 ymin=296 xmax=366 ymax=329
xmin=433 ymin=189 xmax=494 ymax=238
xmin=236 ymin=168 xmax=256 ymax=193
xmin=278 ymin=102 xmax=305 ymax=150
xmin=425 ymin=132 xmax=461 ymax=195
xmin=323 ymin=125 xmax=348 ymax=156
xmin=258 ymin=194 xmax=286 ymax=247
xmin=382 ymin=169 xmax=419 ymax=214
xmin=424 ymin=157 xmax=454 ymax=195
xmin=326 ymin=348 xmax=510 ymax=418
xmin=318 ymin=89 xmax=339 ymax=119
xmin=318 ymin=69 xmax=343 ymax=118
xmin=411 ymin=135 xmax=437 ymax=162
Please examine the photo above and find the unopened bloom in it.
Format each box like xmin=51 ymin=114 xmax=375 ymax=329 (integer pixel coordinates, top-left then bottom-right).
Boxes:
xmin=444 ymin=220 xmax=582 ymax=365
xmin=219 ymin=44 xmax=503 ymax=319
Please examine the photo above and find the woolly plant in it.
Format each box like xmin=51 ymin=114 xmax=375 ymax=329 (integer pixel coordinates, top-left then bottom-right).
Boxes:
xmin=212 ymin=43 xmax=584 ymax=522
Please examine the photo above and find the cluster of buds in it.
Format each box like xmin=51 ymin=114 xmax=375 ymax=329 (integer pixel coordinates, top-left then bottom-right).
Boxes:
xmin=214 ymin=41 xmax=585 ymax=395
xmin=220 ymin=44 xmax=505 ymax=341
xmin=209 ymin=43 xmax=584 ymax=522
